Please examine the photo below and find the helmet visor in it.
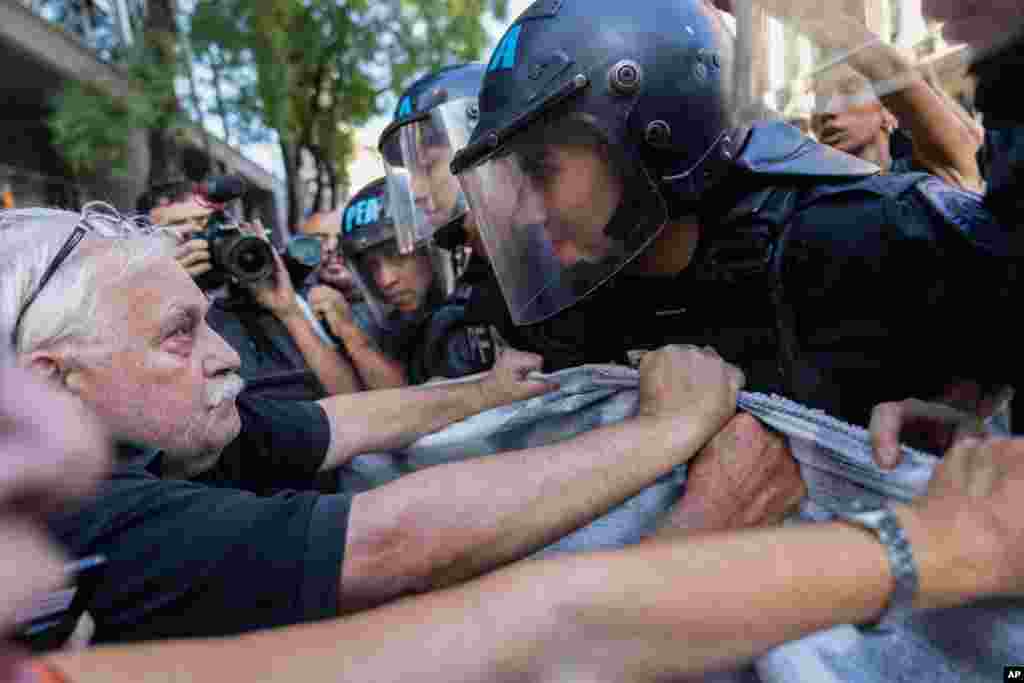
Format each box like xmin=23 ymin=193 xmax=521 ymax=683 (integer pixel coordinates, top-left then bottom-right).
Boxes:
xmin=458 ymin=131 xmax=666 ymax=325
xmin=381 ymin=98 xmax=478 ymax=254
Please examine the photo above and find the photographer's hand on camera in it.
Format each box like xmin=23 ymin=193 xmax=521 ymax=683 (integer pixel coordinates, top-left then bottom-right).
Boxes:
xmin=308 ymin=285 xmax=355 ymax=336
xmin=170 ymin=226 xmax=212 ymax=280
xmin=238 ymin=221 xmax=302 ymax=320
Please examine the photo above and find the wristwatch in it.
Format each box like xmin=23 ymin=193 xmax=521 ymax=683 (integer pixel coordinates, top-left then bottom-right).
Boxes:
xmin=831 ymin=499 xmax=920 ymax=633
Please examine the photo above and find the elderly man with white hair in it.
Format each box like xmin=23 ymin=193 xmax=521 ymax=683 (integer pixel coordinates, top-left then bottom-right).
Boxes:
xmin=0 ymin=203 xmax=797 ymax=644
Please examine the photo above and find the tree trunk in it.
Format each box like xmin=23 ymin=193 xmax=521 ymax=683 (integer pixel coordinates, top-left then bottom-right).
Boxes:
xmin=280 ymin=138 xmax=302 ymax=229
xmin=323 ymin=157 xmax=338 ymax=210
xmin=309 ymin=145 xmax=325 ymax=214
xmin=144 ymin=0 xmax=185 ymax=186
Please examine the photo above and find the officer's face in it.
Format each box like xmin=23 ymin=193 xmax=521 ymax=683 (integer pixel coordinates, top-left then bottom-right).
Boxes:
xmin=923 ymin=0 xmax=1021 ymax=47
xmin=515 ymin=142 xmax=622 ymax=267
xmin=361 ymin=244 xmax=436 ymax=313
xmin=409 ymin=141 xmax=462 ymax=230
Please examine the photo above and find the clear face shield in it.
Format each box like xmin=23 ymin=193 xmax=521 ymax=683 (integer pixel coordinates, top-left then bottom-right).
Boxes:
xmin=456 ymin=123 xmax=665 ymax=325
xmin=381 ymin=98 xmax=478 ymax=255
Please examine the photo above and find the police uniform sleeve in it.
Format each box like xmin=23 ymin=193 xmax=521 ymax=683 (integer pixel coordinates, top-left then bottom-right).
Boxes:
xmin=903 ymin=177 xmax=1018 ymax=390
xmin=782 ymin=176 xmax=1016 ymax=418
xmin=47 ymin=463 xmax=350 ymax=644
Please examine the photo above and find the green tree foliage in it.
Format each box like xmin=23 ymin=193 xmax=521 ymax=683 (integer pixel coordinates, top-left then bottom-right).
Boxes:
xmin=189 ymin=0 xmax=508 ymax=226
xmin=47 ymin=41 xmax=183 ymax=179
xmin=48 ymin=0 xmax=506 ymax=225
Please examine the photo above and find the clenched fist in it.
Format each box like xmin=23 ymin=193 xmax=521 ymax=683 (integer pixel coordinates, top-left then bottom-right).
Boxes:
xmin=638 ymin=345 xmax=744 ymax=438
xmin=478 ymin=348 xmax=556 ymax=408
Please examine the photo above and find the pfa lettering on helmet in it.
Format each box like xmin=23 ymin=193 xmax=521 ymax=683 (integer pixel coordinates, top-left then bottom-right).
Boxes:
xmin=449 ymin=0 xmax=742 ymax=326
xmin=379 ymin=63 xmax=487 ymax=253
xmin=343 ymin=197 xmax=383 ymax=234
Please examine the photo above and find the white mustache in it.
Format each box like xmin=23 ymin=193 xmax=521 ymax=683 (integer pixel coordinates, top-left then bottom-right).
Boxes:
xmin=205 ymin=373 xmax=245 ymax=409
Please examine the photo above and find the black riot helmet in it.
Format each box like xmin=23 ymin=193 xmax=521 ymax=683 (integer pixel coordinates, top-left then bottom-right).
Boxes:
xmin=340 ymin=177 xmax=456 ymax=325
xmin=378 ymin=63 xmax=486 ymax=254
xmin=450 ymin=0 xmax=748 ymax=325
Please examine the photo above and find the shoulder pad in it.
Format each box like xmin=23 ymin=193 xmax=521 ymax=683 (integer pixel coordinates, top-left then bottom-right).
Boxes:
xmin=796 ymin=171 xmax=929 ymax=210
xmin=734 ymin=121 xmax=880 ymax=180
xmin=913 ymin=176 xmax=1011 ymax=256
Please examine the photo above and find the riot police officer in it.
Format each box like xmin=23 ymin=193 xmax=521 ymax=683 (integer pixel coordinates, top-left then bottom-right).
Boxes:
xmin=450 ymin=0 xmax=1015 ymax=427
xmin=379 ymin=62 xmax=604 ymax=379
xmin=337 ymin=177 xmax=457 ymax=383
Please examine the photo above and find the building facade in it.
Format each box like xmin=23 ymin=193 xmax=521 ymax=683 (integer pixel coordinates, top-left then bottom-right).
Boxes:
xmin=0 ymin=0 xmax=286 ymax=235
xmin=734 ymin=0 xmax=974 ymax=123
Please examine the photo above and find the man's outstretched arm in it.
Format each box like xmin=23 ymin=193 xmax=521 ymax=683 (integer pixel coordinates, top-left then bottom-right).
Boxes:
xmin=47 ymin=436 xmax=1022 ymax=682
xmin=315 ymin=348 xmax=553 ymax=471
xmin=337 ymin=346 xmax=746 ymax=610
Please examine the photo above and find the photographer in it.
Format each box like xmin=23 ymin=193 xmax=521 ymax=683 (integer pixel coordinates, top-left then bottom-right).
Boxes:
xmin=142 ymin=180 xmax=365 ymax=398
xmin=297 ymin=209 xmax=361 ymax=301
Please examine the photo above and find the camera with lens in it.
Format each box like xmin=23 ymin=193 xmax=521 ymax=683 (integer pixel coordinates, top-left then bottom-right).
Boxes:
xmin=192 ymin=176 xmax=276 ymax=290
xmin=192 ymin=176 xmax=324 ymax=294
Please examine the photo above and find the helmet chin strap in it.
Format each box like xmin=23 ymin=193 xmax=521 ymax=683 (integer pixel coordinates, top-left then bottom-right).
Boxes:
xmin=659 ymin=129 xmax=739 ymax=216
xmin=604 ymin=164 xmax=669 ymax=256
xmin=600 ymin=125 xmax=745 ymax=256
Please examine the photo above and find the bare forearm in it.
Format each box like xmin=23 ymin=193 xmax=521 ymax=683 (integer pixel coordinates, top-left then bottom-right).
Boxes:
xmin=335 ymin=322 xmax=408 ymax=390
xmin=341 ymin=414 xmax=719 ymax=607
xmin=753 ymin=5 xmax=982 ymax=188
xmin=45 ymin=581 xmax=550 ymax=683
xmin=530 ymin=503 xmax=985 ymax=681
xmin=48 ymin=504 xmax=989 ymax=683
xmin=281 ymin=312 xmax=363 ymax=395
xmin=882 ymin=82 xmax=982 ymax=191
xmin=317 ymin=377 xmax=492 ymax=469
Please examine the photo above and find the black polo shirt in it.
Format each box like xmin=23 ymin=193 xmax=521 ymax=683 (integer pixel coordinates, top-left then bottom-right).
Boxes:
xmin=48 ymin=394 xmax=350 ymax=644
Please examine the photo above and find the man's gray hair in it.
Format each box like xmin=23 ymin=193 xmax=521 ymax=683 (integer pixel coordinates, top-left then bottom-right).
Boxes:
xmin=0 ymin=204 xmax=177 ymax=354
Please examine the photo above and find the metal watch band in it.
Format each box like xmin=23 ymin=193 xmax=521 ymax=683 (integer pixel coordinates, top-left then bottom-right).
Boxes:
xmin=833 ymin=500 xmax=920 ymax=633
